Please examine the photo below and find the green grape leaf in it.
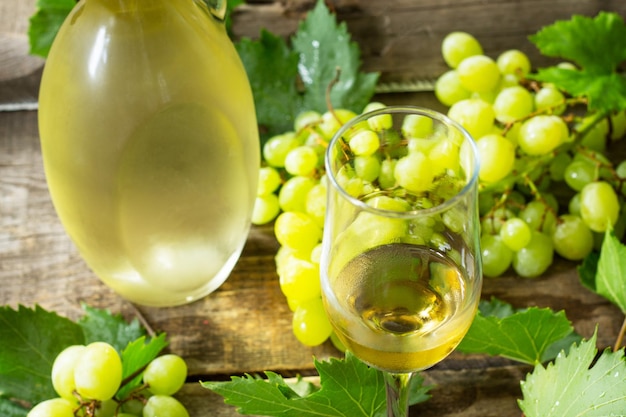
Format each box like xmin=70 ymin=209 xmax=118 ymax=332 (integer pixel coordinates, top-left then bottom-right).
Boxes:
xmin=77 ymin=304 xmax=146 ymax=353
xmin=0 ymin=397 xmax=28 ymax=417
xmin=292 ymin=0 xmax=379 ymax=115
xmin=528 ymin=12 xmax=626 ymax=112
xmin=236 ymin=29 xmax=302 ymax=139
xmin=578 ymin=250 xmax=600 ymax=292
xmin=595 ymin=230 xmax=626 ymax=313
xmin=456 ymin=298 xmax=581 ymax=365
xmin=518 ymin=331 xmax=626 ymax=417
xmin=202 ymin=352 xmax=431 ymax=417
xmin=0 ymin=305 xmax=85 ymax=404
xmin=28 ymin=0 xmax=77 ymax=57
xmin=116 ymin=333 xmax=169 ymax=400
xmin=235 ymin=0 xmax=378 ymax=140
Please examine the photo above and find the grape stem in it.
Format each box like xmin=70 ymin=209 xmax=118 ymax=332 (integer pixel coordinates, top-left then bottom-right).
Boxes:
xmin=615 ymin=316 xmax=626 ymax=352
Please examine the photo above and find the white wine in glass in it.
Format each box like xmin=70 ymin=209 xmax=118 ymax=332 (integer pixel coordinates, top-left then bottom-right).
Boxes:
xmin=320 ymin=106 xmax=482 ymax=416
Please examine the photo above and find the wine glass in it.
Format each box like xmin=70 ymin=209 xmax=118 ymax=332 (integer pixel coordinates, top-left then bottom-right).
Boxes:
xmin=320 ymin=105 xmax=482 ymax=416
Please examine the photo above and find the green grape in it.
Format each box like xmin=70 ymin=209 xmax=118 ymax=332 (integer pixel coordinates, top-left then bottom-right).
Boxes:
xmin=481 ymin=207 xmax=515 ymax=235
xmin=549 ymin=151 xmax=572 ymax=182
xmin=378 ymin=158 xmax=397 ymax=189
xmin=117 ymin=414 xmax=139 ymax=417
xmin=330 ymin=331 xmax=347 ymax=352
xmin=143 ymin=354 xmax=188 ymax=396
xmin=257 ymin=166 xmax=282 ymax=196
xmin=251 ymin=194 xmax=281 ymax=225
xmin=95 ymin=399 xmax=117 ymax=417
xmin=278 ymin=176 xmax=316 ymax=212
xmin=534 ymin=86 xmax=566 ymax=115
xmin=499 ymin=217 xmax=532 ymax=251
xmin=496 ymin=49 xmax=531 ymax=78
xmin=471 ymin=89 xmax=497 ymax=104
xmin=518 ymin=115 xmax=567 ymax=155
xmin=310 ymin=242 xmax=322 ymax=264
xmin=475 ymin=133 xmax=515 ymax=183
xmin=294 ymin=110 xmax=322 ymax=131
xmin=401 ymin=114 xmax=434 ymax=138
xmin=305 ymin=182 xmax=327 ymax=227
xmin=617 ymin=160 xmax=626 ymax=178
xmin=478 ymin=192 xmax=496 ymax=216
xmin=284 ymin=146 xmax=319 ymax=177
xmin=499 ymin=73 xmax=521 ymax=90
xmin=366 ymin=195 xmax=410 ymax=212
xmin=363 ymin=102 xmax=393 ymax=131
xmin=122 ymin=397 xmax=146 ymax=415
xmin=579 ymin=117 xmax=609 ymax=152
xmin=262 ymin=132 xmax=300 ymax=168
xmin=275 ymin=245 xmax=312 ymax=277
xmin=519 ymin=200 xmax=557 ymax=234
xmin=579 ymin=181 xmax=620 ymax=232
xmin=394 ymin=152 xmax=435 ymax=193
xmin=504 ymin=122 xmax=521 ymax=146
xmin=447 ymin=98 xmax=495 ymax=139
xmin=74 ymin=342 xmax=122 ymax=401
xmin=457 ymin=55 xmax=501 ymax=93
xmin=318 ymin=109 xmax=358 ymax=138
xmin=428 ymin=137 xmax=461 ymax=175
xmin=441 ymin=31 xmax=483 ymax=68
xmin=435 ymin=70 xmax=471 ymax=106
xmin=274 ymin=211 xmax=322 ymax=252
xmin=492 ymin=86 xmax=534 ymax=123
xmin=354 ymin=155 xmax=381 ymax=182
xmin=279 ymin=258 xmax=321 ymax=301
xmin=564 ymin=159 xmax=596 ymax=192
xmin=27 ymin=398 xmax=75 ymax=417
xmin=480 ymin=234 xmax=513 ymax=278
xmin=551 ymin=214 xmax=594 ymax=261
xmin=349 ymin=129 xmax=381 ymax=156
xmin=542 ymin=192 xmax=559 ymax=213
xmin=143 ymin=395 xmax=189 ymax=417
xmin=51 ymin=344 xmax=86 ymax=402
xmin=610 ymin=110 xmax=626 ymax=140
xmin=512 ymin=231 xmax=554 ymax=278
xmin=569 ymin=192 xmax=581 ymax=215
xmin=292 ymin=297 xmax=333 ymax=346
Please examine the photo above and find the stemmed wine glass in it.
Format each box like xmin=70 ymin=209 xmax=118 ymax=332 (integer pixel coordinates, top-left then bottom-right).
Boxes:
xmin=320 ymin=105 xmax=482 ymax=416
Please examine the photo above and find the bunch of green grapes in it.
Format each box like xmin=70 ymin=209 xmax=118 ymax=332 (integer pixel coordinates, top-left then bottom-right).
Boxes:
xmin=28 ymin=342 xmax=189 ymax=417
xmin=254 ymin=32 xmax=626 ymax=348
xmin=437 ymin=31 xmax=626 ymax=278
xmin=253 ymin=107 xmax=359 ymax=348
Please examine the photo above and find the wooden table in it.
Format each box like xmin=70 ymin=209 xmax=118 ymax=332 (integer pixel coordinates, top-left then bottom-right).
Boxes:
xmin=2 ymin=1 xmax=625 ymax=416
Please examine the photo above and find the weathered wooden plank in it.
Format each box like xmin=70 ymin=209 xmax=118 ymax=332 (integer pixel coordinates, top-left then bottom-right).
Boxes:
xmin=2 ymin=2 xmax=626 ymax=415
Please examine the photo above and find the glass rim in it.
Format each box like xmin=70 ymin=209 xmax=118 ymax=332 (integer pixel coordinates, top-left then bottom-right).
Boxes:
xmin=324 ymin=105 xmax=480 ymax=219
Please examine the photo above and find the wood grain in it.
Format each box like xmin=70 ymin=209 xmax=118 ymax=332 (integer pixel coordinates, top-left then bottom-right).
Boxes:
xmin=2 ymin=1 xmax=626 ymax=415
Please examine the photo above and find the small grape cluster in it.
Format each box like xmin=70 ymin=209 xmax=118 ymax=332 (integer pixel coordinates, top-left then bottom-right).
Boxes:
xmin=28 ymin=342 xmax=189 ymax=417
xmin=253 ymin=108 xmax=361 ymax=348
xmin=436 ymin=31 xmax=626 ymax=278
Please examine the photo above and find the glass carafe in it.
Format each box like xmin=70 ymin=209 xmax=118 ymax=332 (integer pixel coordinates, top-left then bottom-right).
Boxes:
xmin=38 ymin=0 xmax=260 ymax=306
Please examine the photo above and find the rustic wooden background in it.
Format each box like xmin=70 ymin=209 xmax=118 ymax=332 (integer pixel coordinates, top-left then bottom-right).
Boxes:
xmin=2 ymin=1 xmax=626 ymax=416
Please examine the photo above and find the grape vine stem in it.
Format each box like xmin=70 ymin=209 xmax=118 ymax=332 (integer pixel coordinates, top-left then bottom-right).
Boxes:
xmin=615 ymin=316 xmax=626 ymax=352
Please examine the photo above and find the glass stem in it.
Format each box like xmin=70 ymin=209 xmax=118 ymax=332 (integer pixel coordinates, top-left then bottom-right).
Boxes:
xmin=384 ymin=372 xmax=412 ymax=417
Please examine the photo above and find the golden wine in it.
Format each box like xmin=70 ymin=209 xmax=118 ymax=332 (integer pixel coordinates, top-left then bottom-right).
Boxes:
xmin=38 ymin=0 xmax=259 ymax=306
xmin=323 ymin=243 xmax=478 ymax=373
